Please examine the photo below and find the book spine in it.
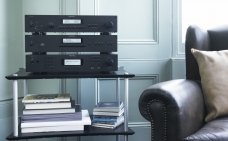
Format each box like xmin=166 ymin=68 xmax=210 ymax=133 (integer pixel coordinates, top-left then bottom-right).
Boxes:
xmin=21 ymin=125 xmax=84 ymax=133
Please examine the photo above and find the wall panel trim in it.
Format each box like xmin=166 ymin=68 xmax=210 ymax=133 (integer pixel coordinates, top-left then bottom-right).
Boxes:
xmin=129 ymin=122 xmax=151 ymax=127
xmin=95 ymin=0 xmax=159 ymax=45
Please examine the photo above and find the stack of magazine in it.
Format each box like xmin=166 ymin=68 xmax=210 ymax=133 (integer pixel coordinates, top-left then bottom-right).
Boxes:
xmin=21 ymin=93 xmax=91 ymax=133
xmin=92 ymin=101 xmax=124 ymax=129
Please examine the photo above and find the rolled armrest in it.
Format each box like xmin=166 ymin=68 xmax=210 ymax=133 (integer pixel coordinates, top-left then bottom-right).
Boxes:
xmin=138 ymin=79 xmax=205 ymax=141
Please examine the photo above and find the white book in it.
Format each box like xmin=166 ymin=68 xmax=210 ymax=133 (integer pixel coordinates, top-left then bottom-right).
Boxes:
xmin=23 ymin=107 xmax=75 ymax=115
xmin=22 ymin=93 xmax=71 ymax=103
xmin=21 ymin=125 xmax=84 ymax=133
xmin=21 ymin=110 xmax=91 ymax=128
xmin=21 ymin=111 xmax=82 ymax=122
xmin=93 ymin=108 xmax=124 ymax=116
xmin=24 ymin=101 xmax=72 ymax=110
xmin=23 ymin=104 xmax=80 ymax=115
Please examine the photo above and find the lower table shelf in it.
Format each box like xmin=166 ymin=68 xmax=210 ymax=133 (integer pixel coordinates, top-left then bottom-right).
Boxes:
xmin=7 ymin=124 xmax=135 ymax=140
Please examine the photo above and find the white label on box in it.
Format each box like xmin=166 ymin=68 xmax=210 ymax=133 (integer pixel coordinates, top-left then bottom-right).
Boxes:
xmin=64 ymin=59 xmax=81 ymax=66
xmin=62 ymin=19 xmax=81 ymax=24
xmin=63 ymin=38 xmax=81 ymax=44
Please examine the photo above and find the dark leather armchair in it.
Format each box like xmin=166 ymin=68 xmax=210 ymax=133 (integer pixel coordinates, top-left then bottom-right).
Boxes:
xmin=138 ymin=25 xmax=228 ymax=141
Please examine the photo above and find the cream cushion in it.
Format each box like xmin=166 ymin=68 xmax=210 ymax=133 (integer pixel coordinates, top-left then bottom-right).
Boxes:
xmin=191 ymin=48 xmax=228 ymax=122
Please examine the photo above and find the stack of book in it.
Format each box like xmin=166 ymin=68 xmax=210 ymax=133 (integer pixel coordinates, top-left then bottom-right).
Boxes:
xmin=21 ymin=93 xmax=91 ymax=133
xmin=92 ymin=101 xmax=124 ymax=129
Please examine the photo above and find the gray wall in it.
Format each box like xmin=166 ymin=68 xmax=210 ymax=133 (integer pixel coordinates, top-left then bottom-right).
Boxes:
xmin=0 ymin=0 xmax=186 ymax=141
xmin=171 ymin=58 xmax=186 ymax=79
xmin=0 ymin=0 xmax=23 ymax=140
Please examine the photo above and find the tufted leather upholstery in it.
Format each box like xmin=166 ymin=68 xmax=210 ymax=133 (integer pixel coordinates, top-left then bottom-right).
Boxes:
xmin=138 ymin=25 xmax=228 ymax=141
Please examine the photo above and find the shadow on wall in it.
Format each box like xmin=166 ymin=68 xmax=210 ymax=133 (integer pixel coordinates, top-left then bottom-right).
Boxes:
xmin=0 ymin=0 xmax=23 ymax=140
xmin=0 ymin=0 xmax=23 ymax=100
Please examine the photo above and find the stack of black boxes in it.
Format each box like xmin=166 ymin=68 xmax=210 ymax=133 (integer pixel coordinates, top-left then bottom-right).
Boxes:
xmin=25 ymin=15 xmax=117 ymax=73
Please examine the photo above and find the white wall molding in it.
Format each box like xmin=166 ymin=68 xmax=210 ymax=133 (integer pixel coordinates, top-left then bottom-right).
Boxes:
xmin=129 ymin=122 xmax=151 ymax=127
xmin=172 ymin=0 xmax=185 ymax=58
xmin=133 ymin=74 xmax=159 ymax=85
xmin=76 ymin=0 xmax=80 ymax=15
xmin=95 ymin=0 xmax=159 ymax=45
xmin=59 ymin=0 xmax=80 ymax=15
xmin=59 ymin=0 xmax=66 ymax=15
xmin=97 ymin=75 xmax=159 ymax=82
xmin=152 ymin=0 xmax=159 ymax=44
xmin=118 ymin=58 xmax=171 ymax=62
xmin=94 ymin=0 xmax=99 ymax=15
xmin=118 ymin=39 xmax=158 ymax=45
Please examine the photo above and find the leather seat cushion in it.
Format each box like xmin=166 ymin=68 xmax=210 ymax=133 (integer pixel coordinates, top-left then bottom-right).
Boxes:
xmin=183 ymin=117 xmax=228 ymax=141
